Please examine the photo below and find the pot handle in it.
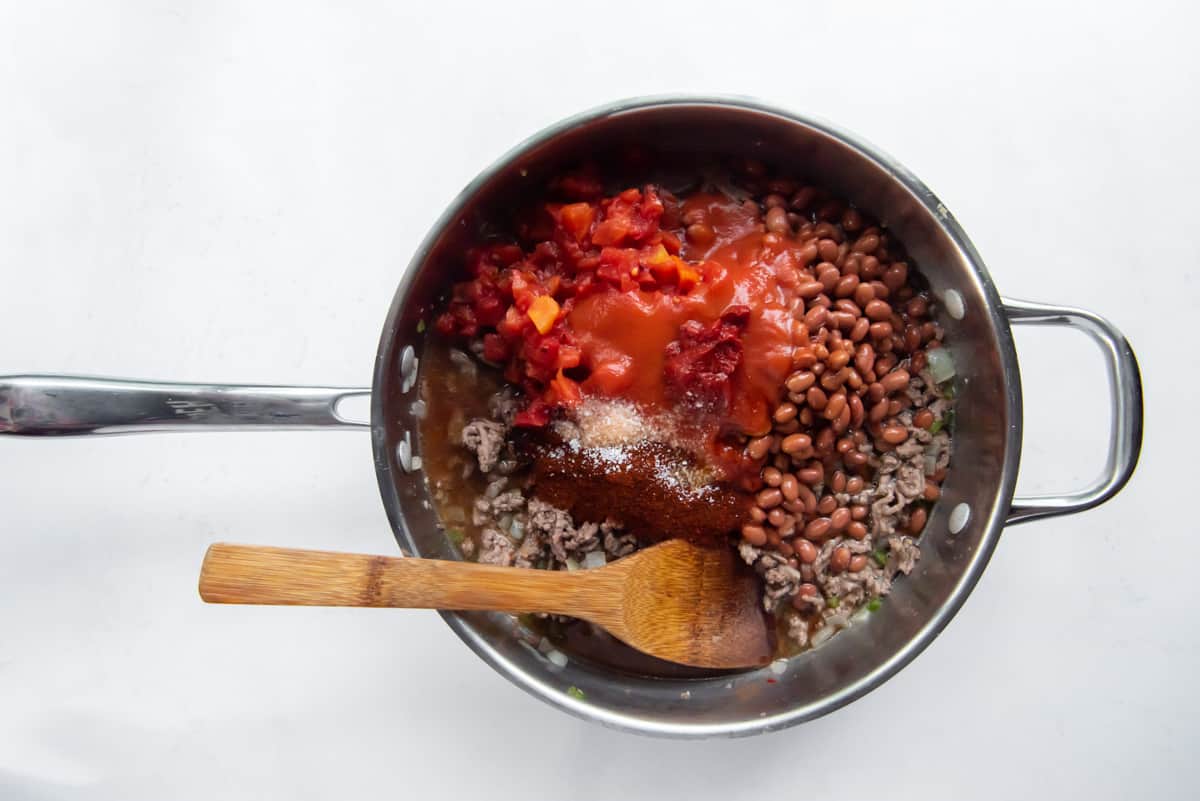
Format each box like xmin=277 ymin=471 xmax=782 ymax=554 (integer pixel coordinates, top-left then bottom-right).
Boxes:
xmin=1002 ymin=298 xmax=1143 ymax=524
xmin=0 ymin=375 xmax=371 ymax=436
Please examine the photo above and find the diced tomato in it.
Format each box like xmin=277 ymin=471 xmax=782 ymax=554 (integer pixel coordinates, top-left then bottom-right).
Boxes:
xmin=663 ymin=305 xmax=750 ymax=415
xmin=482 ymin=333 xmax=510 ymax=363
xmin=435 ymin=181 xmax=710 ymax=427
xmin=546 ymin=369 xmax=583 ymax=406
xmin=659 ymin=230 xmax=682 ymax=254
xmin=557 ymin=343 xmax=582 ymax=370
xmin=434 ymin=311 xmax=457 ymax=336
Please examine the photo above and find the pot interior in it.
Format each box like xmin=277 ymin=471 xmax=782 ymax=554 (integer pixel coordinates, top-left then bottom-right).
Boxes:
xmin=371 ymin=99 xmax=1019 ymax=736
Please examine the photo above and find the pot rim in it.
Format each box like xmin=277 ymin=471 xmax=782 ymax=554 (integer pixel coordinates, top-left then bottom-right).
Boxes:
xmin=370 ymin=94 xmax=1022 ymax=738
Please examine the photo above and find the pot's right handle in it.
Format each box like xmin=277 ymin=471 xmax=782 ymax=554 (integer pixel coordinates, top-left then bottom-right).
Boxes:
xmin=1003 ymin=298 xmax=1143 ymax=524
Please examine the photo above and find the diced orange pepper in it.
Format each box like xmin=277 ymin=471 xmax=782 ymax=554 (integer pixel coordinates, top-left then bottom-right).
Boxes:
xmin=558 ymin=202 xmax=595 ymax=243
xmin=642 ymin=244 xmax=672 ymax=266
xmin=677 ymin=263 xmax=700 ymax=292
xmin=642 ymin=244 xmax=678 ymax=282
xmin=527 ymin=295 xmax=560 ymax=334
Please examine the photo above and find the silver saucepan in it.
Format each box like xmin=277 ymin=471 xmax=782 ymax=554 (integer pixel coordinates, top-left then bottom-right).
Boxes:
xmin=0 ymin=97 xmax=1142 ymax=737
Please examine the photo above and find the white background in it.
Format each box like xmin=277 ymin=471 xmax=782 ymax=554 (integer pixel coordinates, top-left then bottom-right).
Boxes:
xmin=1 ymin=2 xmax=1194 ymax=799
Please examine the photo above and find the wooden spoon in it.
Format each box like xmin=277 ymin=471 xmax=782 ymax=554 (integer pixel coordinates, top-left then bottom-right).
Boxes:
xmin=199 ymin=539 xmax=773 ymax=669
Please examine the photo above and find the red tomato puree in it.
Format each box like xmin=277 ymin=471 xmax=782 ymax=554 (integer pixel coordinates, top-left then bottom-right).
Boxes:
xmin=569 ymin=192 xmax=795 ymax=436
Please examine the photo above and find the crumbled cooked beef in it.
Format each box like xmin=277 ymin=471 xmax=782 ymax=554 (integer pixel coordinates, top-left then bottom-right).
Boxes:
xmin=887 ymin=535 xmax=921 ymax=575
xmin=738 ymin=542 xmax=802 ymax=612
xmin=472 ymin=489 xmax=524 ymax=526
xmin=461 ymin=418 xmax=507 ymax=473
xmin=464 ymin=468 xmax=635 ymax=571
xmin=478 ymin=528 xmax=515 ymax=566
xmin=488 ymin=387 xmax=522 ymax=427
xmin=525 ymin=498 xmax=600 ymax=562
xmin=514 ymin=530 xmax=544 ymax=568
xmin=602 ymin=519 xmax=638 ymax=558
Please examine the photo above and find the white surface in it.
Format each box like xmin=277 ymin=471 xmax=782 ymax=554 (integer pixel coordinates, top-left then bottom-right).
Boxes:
xmin=1 ymin=2 xmax=1194 ymax=799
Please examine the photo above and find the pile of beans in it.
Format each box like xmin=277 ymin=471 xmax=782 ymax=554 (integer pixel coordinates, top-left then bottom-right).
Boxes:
xmin=724 ymin=177 xmax=949 ymax=604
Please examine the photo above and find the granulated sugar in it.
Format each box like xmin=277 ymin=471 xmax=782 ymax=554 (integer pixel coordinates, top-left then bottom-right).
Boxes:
xmin=570 ymin=398 xmax=656 ymax=448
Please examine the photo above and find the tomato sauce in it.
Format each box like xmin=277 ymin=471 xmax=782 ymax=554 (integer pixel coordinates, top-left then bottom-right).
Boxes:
xmin=435 ymin=183 xmax=800 ymax=471
xmin=569 ymin=192 xmax=795 ymax=437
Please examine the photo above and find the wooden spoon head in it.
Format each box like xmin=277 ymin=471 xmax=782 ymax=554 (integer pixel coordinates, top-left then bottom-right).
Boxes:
xmin=601 ymin=539 xmax=774 ymax=670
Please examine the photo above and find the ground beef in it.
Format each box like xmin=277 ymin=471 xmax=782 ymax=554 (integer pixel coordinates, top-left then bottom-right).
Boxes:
xmin=460 ymin=418 xmax=507 ymax=474
xmin=602 ymin=520 xmax=638 ymax=557
xmin=887 ymin=535 xmax=921 ymax=575
xmin=526 ymin=498 xmax=600 ymax=562
xmin=738 ymin=542 xmax=802 ymax=612
xmin=478 ymin=528 xmax=515 ymax=566
xmin=472 ymin=488 xmax=523 ymax=526
xmin=457 ymin=426 xmax=637 ymax=571
xmin=488 ymin=387 xmax=522 ymax=427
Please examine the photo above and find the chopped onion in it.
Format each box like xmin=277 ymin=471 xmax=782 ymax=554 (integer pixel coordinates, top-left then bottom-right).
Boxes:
xmin=497 ymin=513 xmax=514 ymax=534
xmin=927 ymin=348 xmax=956 ymax=384
xmin=546 ymin=649 xmax=569 ymax=668
xmin=851 ymin=605 xmax=871 ymax=625
xmin=811 ymin=625 xmax=835 ymax=648
xmin=410 ymin=399 xmax=428 ymax=419
xmin=583 ymin=551 xmax=607 ymax=569
xmin=448 ymin=348 xmax=477 ymax=378
xmin=564 ymin=557 xmax=581 ymax=572
xmin=924 ymin=450 xmax=939 ymax=476
xmin=510 ymin=521 xmax=526 ymax=542
xmin=769 ymin=658 xmax=789 ymax=675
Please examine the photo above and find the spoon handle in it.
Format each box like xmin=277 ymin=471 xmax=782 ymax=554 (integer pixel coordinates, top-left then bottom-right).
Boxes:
xmin=198 ymin=543 xmax=607 ymax=617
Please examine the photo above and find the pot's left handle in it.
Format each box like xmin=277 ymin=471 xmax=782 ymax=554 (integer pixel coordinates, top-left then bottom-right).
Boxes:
xmin=0 ymin=375 xmax=370 ymax=436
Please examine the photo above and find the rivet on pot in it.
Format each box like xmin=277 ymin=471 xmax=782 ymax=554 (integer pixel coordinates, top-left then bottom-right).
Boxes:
xmin=948 ymin=502 xmax=970 ymax=534
xmin=400 ymin=345 xmax=419 ymax=392
xmin=397 ymin=431 xmax=413 ymax=472
xmin=944 ymin=289 xmax=965 ymax=320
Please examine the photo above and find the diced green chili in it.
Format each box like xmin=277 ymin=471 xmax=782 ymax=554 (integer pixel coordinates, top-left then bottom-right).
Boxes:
xmin=445 ymin=528 xmax=465 ymax=544
xmin=871 ymin=548 xmax=889 ymax=568
xmin=931 ymin=409 xmax=956 ymax=434
xmin=826 ymin=596 xmax=840 ymax=609
xmin=566 ymin=686 xmax=585 ymax=700
xmin=867 ymin=598 xmax=882 ymax=612
xmin=416 ymin=318 xmax=427 ymax=334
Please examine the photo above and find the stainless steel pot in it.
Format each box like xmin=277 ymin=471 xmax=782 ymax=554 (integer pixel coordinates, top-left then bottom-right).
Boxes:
xmin=0 ymin=97 xmax=1142 ymax=738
